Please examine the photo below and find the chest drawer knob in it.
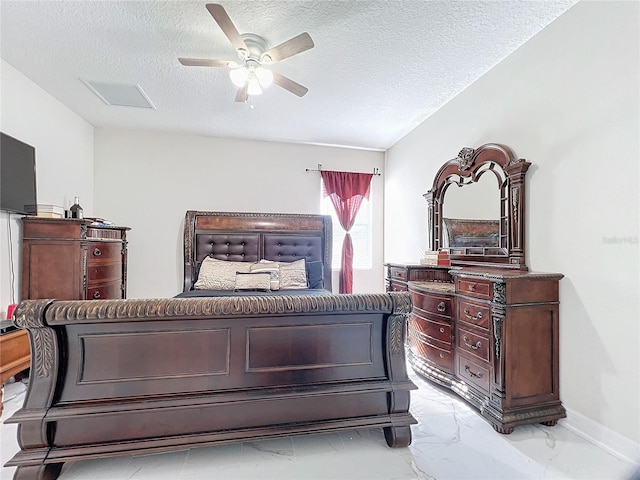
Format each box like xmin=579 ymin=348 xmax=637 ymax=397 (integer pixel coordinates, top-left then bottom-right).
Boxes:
xmin=463 ymin=335 xmax=482 ymax=350
xmin=437 ymin=302 xmax=446 ymax=312
xmin=93 ymin=248 xmax=102 ymax=256
xmin=93 ymin=291 xmax=101 ymax=299
xmin=463 ymin=308 xmax=483 ymax=321
xmin=468 ymin=284 xmax=476 ymax=291
xmin=439 ymin=327 xmax=445 ymax=333
xmin=439 ymin=353 xmax=445 ymax=358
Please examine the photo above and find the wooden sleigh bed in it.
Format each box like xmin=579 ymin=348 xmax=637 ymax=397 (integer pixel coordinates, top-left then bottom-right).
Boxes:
xmin=5 ymin=211 xmax=416 ymax=480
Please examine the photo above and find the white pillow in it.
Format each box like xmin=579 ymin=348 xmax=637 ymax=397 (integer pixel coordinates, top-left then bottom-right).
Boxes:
xmin=194 ymin=257 xmax=251 ymax=290
xmin=250 ymin=261 xmax=280 ymax=290
xmin=234 ymin=272 xmax=271 ymax=291
xmin=278 ymin=258 xmax=308 ymax=289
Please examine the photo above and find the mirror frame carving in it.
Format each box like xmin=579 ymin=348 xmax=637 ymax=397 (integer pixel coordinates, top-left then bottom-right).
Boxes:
xmin=424 ymin=143 xmax=530 ymax=270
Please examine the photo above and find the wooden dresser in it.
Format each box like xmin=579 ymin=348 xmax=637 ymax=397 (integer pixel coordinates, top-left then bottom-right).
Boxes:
xmin=403 ymin=266 xmax=564 ymax=434
xmin=21 ymin=217 xmax=130 ymax=300
xmin=394 ymin=143 xmax=566 ymax=434
xmin=0 ymin=329 xmax=30 ymax=416
xmin=451 ymin=269 xmax=565 ymax=433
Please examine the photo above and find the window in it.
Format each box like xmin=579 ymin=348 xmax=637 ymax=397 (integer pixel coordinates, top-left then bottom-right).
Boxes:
xmin=321 ymin=183 xmax=372 ymax=270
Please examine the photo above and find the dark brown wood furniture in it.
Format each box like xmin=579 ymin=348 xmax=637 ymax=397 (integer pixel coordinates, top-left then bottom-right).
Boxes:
xmin=384 ymin=263 xmax=450 ymax=291
xmin=450 ymin=268 xmax=563 ymax=433
xmin=401 ymin=143 xmax=565 ymax=433
xmin=21 ymin=217 xmax=130 ymax=300
xmin=5 ymin=211 xmax=416 ymax=480
xmin=0 ymin=329 xmax=30 ymax=417
xmin=424 ymin=143 xmax=529 ymax=269
xmin=406 ymin=278 xmax=456 ymax=376
xmin=182 ymin=210 xmax=333 ymax=292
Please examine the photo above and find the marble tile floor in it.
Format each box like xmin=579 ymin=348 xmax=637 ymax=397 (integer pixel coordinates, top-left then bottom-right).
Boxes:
xmin=1 ymin=370 xmax=638 ymax=480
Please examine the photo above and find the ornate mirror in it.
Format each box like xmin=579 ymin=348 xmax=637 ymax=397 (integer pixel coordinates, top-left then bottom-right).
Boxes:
xmin=424 ymin=143 xmax=530 ymax=269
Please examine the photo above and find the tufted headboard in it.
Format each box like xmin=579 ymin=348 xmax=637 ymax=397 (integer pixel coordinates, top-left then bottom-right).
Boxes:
xmin=183 ymin=211 xmax=333 ymax=292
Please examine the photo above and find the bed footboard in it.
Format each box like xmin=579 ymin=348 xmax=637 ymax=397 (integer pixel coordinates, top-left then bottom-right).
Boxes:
xmin=5 ymin=292 xmax=415 ymax=480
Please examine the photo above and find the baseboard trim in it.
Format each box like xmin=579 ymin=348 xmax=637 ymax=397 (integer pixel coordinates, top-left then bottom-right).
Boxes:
xmin=561 ymin=407 xmax=640 ymax=466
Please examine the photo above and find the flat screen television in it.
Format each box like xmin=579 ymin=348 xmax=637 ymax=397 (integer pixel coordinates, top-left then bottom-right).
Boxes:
xmin=0 ymin=132 xmax=37 ymax=215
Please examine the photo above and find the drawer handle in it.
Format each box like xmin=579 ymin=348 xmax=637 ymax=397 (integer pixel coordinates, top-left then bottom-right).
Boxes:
xmin=439 ymin=353 xmax=445 ymax=358
xmin=93 ymin=248 xmax=102 ymax=256
xmin=93 ymin=291 xmax=101 ymax=299
xmin=437 ymin=301 xmax=446 ymax=312
xmin=464 ymin=365 xmax=483 ymax=378
xmin=463 ymin=335 xmax=482 ymax=350
xmin=439 ymin=327 xmax=445 ymax=333
xmin=468 ymin=283 xmax=476 ymax=291
xmin=463 ymin=308 xmax=483 ymax=321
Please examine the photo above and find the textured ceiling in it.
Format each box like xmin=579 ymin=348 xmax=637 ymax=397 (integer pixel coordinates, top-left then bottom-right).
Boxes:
xmin=0 ymin=1 xmax=577 ymax=151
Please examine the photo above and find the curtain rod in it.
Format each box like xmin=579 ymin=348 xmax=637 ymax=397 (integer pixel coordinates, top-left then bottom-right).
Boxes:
xmin=305 ymin=163 xmax=381 ymax=176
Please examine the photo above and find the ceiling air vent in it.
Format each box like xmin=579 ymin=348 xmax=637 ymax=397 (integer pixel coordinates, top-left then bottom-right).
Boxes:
xmin=81 ymin=79 xmax=155 ymax=109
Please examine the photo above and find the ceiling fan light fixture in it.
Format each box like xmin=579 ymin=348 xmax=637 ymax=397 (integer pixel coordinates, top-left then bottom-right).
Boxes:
xmin=179 ymin=4 xmax=314 ymax=101
xmin=229 ymin=67 xmax=248 ymax=88
xmin=255 ymin=67 xmax=273 ymax=88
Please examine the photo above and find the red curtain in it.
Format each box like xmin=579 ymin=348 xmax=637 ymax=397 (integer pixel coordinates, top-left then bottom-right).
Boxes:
xmin=321 ymin=170 xmax=373 ymax=294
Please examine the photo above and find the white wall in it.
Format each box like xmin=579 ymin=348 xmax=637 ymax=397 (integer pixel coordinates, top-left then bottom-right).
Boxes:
xmin=93 ymin=128 xmax=385 ymax=298
xmin=385 ymin=0 xmax=639 ymax=455
xmin=0 ymin=60 xmax=94 ymax=316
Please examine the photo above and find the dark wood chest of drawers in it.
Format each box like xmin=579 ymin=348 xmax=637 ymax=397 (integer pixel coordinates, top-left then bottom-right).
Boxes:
xmin=452 ymin=269 xmax=565 ymax=433
xmin=21 ymin=218 xmax=130 ymax=301
xmin=396 ymin=262 xmax=565 ymax=434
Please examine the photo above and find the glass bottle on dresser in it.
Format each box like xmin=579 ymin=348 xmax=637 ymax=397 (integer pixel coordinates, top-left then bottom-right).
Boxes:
xmin=69 ymin=196 xmax=83 ymax=219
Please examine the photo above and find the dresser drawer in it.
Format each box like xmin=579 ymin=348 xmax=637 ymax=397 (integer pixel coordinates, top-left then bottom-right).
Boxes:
xmin=87 ymin=281 xmax=122 ymax=300
xmin=389 ymin=267 xmax=408 ymax=281
xmin=388 ymin=280 xmax=407 ymax=292
xmin=409 ymin=332 xmax=453 ymax=372
xmin=410 ymin=313 xmax=452 ymax=346
xmin=409 ymin=290 xmax=452 ymax=318
xmin=457 ymin=298 xmax=490 ymax=330
xmin=456 ymin=326 xmax=490 ymax=362
xmin=87 ymin=241 xmax=122 ymax=263
xmin=457 ymin=277 xmax=492 ymax=300
xmin=456 ymin=353 xmax=490 ymax=393
xmin=87 ymin=262 xmax=122 ymax=284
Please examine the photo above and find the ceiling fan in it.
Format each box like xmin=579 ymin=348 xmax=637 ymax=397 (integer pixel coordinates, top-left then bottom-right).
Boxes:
xmin=179 ymin=3 xmax=314 ymax=103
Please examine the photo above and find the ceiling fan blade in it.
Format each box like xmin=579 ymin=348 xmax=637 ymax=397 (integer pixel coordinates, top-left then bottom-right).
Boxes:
xmin=272 ymin=71 xmax=309 ymax=97
xmin=235 ymin=83 xmax=248 ymax=103
xmin=206 ymin=3 xmax=248 ymax=53
xmin=178 ymin=58 xmax=232 ymax=68
xmin=261 ymin=32 xmax=314 ymax=64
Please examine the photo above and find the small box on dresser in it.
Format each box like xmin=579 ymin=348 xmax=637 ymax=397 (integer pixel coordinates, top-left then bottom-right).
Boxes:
xmin=21 ymin=217 xmax=130 ymax=300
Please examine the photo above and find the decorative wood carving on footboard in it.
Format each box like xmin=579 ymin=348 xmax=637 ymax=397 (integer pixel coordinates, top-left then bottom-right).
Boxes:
xmin=5 ymin=292 xmax=416 ymax=480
